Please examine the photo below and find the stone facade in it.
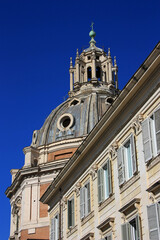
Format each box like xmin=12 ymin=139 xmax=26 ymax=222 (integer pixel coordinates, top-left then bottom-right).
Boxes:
xmin=41 ymin=41 xmax=160 ymax=240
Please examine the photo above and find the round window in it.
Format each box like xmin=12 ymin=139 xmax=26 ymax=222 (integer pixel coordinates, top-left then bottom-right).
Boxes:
xmin=57 ymin=113 xmax=74 ymax=131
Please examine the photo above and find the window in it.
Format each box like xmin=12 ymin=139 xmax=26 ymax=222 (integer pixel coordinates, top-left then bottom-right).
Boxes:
xmin=87 ymin=67 xmax=92 ymax=81
xmin=142 ymin=108 xmax=160 ymax=163
xmin=103 ymin=233 xmax=112 ymax=240
xmin=121 ymin=215 xmax=141 ymax=240
xmin=97 ymin=159 xmax=112 ymax=204
xmin=96 ymin=66 xmax=101 ymax=80
xmin=147 ymin=202 xmax=160 ymax=240
xmin=51 ymin=214 xmax=59 ymax=240
xmin=80 ymin=181 xmax=91 ymax=219
xmin=117 ymin=134 xmax=136 ymax=186
xmin=67 ymin=197 xmax=74 ymax=228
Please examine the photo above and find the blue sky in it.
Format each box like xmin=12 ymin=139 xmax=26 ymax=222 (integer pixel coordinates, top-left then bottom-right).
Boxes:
xmin=0 ymin=0 xmax=159 ymax=238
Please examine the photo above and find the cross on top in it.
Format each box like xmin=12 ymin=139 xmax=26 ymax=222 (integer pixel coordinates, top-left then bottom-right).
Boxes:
xmin=91 ymin=22 xmax=94 ymax=30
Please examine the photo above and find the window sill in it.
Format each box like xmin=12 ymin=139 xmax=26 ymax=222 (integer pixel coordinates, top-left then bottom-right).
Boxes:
xmin=98 ymin=194 xmax=115 ymax=212
xmin=120 ymin=172 xmax=140 ymax=193
xmin=146 ymin=154 xmax=160 ymax=171
xmin=67 ymin=225 xmax=78 ymax=238
xmin=81 ymin=211 xmax=94 ymax=226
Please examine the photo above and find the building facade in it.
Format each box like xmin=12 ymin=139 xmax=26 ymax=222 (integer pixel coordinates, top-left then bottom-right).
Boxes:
xmin=6 ymin=27 xmax=120 ymax=240
xmin=40 ymin=39 xmax=160 ymax=240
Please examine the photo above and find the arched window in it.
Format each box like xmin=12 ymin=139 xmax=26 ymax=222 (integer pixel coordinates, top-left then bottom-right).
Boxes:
xmin=96 ymin=66 xmax=101 ymax=81
xmin=87 ymin=67 xmax=92 ymax=81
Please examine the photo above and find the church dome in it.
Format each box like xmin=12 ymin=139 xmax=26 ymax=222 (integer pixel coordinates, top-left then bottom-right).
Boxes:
xmin=31 ymin=90 xmax=111 ymax=147
xmin=31 ymin=25 xmax=119 ymax=147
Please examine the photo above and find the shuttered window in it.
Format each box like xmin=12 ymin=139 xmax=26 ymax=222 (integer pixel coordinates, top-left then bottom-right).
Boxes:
xmin=50 ymin=214 xmax=59 ymax=240
xmin=105 ymin=233 xmax=112 ymax=240
xmin=147 ymin=203 xmax=160 ymax=240
xmin=117 ymin=134 xmax=137 ymax=185
xmin=121 ymin=215 xmax=141 ymax=240
xmin=142 ymin=108 xmax=160 ymax=162
xmin=68 ymin=198 xmax=74 ymax=228
xmin=80 ymin=181 xmax=91 ymax=219
xmin=98 ymin=159 xmax=112 ymax=204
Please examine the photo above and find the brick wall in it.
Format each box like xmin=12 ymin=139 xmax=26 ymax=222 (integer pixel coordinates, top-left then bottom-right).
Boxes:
xmin=39 ymin=183 xmax=50 ymax=218
xmin=47 ymin=147 xmax=77 ymax=162
xmin=21 ymin=226 xmax=49 ymax=240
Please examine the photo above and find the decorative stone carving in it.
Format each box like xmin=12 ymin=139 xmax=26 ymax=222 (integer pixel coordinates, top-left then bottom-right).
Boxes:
xmin=131 ymin=113 xmax=144 ymax=135
xmin=89 ymin=164 xmax=98 ymax=180
xmin=109 ymin=141 xmax=118 ymax=159
xmin=12 ymin=196 xmax=22 ymax=233
xmin=74 ymin=182 xmax=81 ymax=196
xmin=62 ymin=196 xmax=67 ymax=210
xmin=149 ymin=192 xmax=155 ymax=203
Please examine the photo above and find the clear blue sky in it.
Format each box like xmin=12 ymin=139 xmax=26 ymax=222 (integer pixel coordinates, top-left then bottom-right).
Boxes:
xmin=0 ymin=0 xmax=159 ymax=238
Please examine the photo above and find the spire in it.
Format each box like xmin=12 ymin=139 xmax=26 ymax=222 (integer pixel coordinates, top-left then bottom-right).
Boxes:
xmin=108 ymin=48 xmax=111 ymax=57
xmin=70 ymin=57 xmax=73 ymax=68
xmin=76 ymin=49 xmax=79 ymax=59
xmin=89 ymin=22 xmax=96 ymax=47
xmin=114 ymin=56 xmax=117 ymax=67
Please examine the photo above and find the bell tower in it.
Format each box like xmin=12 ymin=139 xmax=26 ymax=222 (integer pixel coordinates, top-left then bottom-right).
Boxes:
xmin=69 ymin=23 xmax=118 ymax=97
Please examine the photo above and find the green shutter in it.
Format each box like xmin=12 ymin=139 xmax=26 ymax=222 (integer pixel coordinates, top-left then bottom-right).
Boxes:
xmin=142 ymin=118 xmax=152 ymax=162
xmin=117 ymin=147 xmax=125 ymax=185
xmin=86 ymin=182 xmax=91 ymax=214
xmin=56 ymin=214 xmax=59 ymax=240
xmin=80 ymin=188 xmax=85 ymax=219
xmin=147 ymin=203 xmax=160 ymax=240
xmin=154 ymin=108 xmax=160 ymax=154
xmin=67 ymin=200 xmax=71 ymax=228
xmin=130 ymin=134 xmax=137 ymax=174
xmin=107 ymin=159 xmax=112 ymax=195
xmin=135 ymin=215 xmax=141 ymax=240
xmin=71 ymin=198 xmax=74 ymax=227
xmin=121 ymin=223 xmax=129 ymax=240
xmin=98 ymin=168 xmax=104 ymax=203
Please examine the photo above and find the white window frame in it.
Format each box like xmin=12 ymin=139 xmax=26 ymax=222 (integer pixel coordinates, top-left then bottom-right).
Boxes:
xmin=142 ymin=107 xmax=160 ymax=163
xmin=97 ymin=158 xmax=112 ymax=204
xmin=50 ymin=213 xmax=59 ymax=240
xmin=67 ymin=196 xmax=75 ymax=228
xmin=117 ymin=133 xmax=137 ymax=186
xmin=80 ymin=180 xmax=91 ymax=219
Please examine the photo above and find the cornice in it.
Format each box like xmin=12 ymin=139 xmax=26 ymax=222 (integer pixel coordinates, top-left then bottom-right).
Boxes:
xmin=23 ymin=146 xmax=39 ymax=155
xmin=5 ymin=160 xmax=66 ymax=199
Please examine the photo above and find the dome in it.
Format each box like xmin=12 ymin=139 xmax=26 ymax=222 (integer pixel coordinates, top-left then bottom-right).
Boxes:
xmin=31 ymin=26 xmax=119 ymax=147
xmin=31 ymin=90 xmax=111 ymax=147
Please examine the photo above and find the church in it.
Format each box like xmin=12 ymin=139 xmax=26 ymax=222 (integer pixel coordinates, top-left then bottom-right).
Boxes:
xmin=6 ymin=26 xmax=160 ymax=240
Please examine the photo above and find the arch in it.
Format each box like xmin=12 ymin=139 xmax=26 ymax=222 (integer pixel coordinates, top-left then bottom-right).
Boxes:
xmin=96 ymin=66 xmax=101 ymax=81
xmin=87 ymin=67 xmax=92 ymax=81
